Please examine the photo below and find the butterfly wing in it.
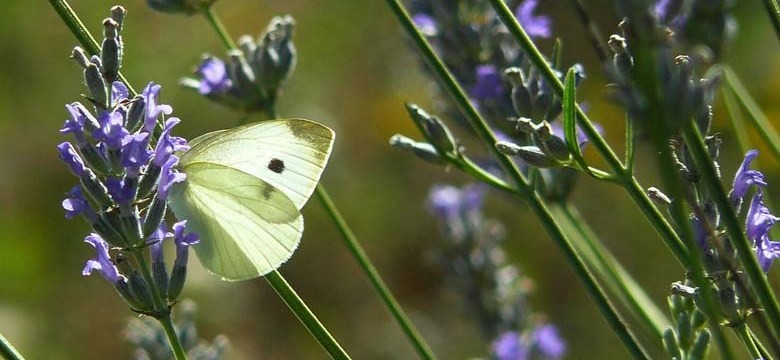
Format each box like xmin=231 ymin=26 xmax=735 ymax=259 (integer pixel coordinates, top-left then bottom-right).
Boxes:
xmin=180 ymin=119 xmax=335 ymax=210
xmin=168 ymin=162 xmax=303 ymax=280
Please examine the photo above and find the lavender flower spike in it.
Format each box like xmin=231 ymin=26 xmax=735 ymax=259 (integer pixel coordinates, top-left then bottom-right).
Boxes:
xmin=83 ymin=233 xmax=121 ymax=283
xmin=121 ymin=132 xmax=151 ymax=177
xmin=730 ymin=150 xmax=767 ymax=202
xmin=57 ymin=142 xmax=88 ymax=176
xmin=93 ymin=110 xmax=129 ymax=149
xmin=172 ymin=220 xmax=199 ymax=267
xmin=515 ymin=0 xmax=552 ymax=39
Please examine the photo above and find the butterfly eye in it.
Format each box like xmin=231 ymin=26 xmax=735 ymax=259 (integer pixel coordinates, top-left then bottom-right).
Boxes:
xmin=268 ymin=158 xmax=285 ymax=174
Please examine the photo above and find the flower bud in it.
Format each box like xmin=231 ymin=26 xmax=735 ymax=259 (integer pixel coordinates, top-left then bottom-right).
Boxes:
xmin=676 ymin=311 xmax=692 ymax=350
xmin=168 ymin=264 xmax=187 ymax=302
xmin=128 ymin=271 xmax=155 ymax=312
xmin=389 ymin=134 xmax=445 ymax=165
xmin=406 ymin=104 xmax=458 ymax=155
xmin=689 ymin=330 xmax=710 ymax=359
xmin=143 ymin=197 xmax=167 ymax=238
xmin=115 ymin=278 xmax=148 ymax=310
xmin=101 ymin=19 xmax=122 ymax=82
xmin=80 ymin=170 xmax=113 ymax=207
xmin=647 ymin=187 xmax=672 ymax=205
xmin=496 ymin=142 xmax=559 ymax=168
xmin=153 ymin=261 xmax=169 ymax=300
xmin=662 ymin=328 xmax=682 ymax=359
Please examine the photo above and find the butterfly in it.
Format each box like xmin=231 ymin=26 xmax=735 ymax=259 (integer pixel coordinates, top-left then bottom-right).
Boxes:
xmin=167 ymin=119 xmax=334 ymax=281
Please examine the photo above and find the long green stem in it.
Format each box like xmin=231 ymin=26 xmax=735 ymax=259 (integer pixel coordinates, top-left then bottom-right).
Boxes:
xmin=314 ymin=186 xmax=436 ymax=359
xmin=265 ymin=271 xmax=351 ymax=360
xmin=48 ymin=0 xmax=137 ymax=96
xmin=485 ymin=0 xmax=690 ymax=268
xmin=552 ymin=203 xmax=670 ymax=340
xmin=159 ymin=315 xmax=189 ymax=360
xmin=0 ymin=333 xmax=25 ymax=360
xmin=735 ymin=323 xmax=763 ymax=360
xmin=384 ymin=0 xmax=649 ymax=358
xmin=682 ymin=122 xmax=780 ymax=344
xmin=761 ymin=0 xmax=780 ymax=44
xmin=202 ymin=6 xmax=238 ymax=52
xmin=198 ymin=8 xmax=437 ymax=358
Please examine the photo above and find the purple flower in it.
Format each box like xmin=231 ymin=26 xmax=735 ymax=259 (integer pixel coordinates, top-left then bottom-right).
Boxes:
xmin=121 ymin=132 xmax=151 ymax=176
xmin=532 ymin=324 xmax=566 ymax=359
xmin=196 ymin=57 xmax=232 ymax=95
xmin=57 ymin=142 xmax=88 ymax=176
xmin=61 ymin=103 xmax=88 ymax=147
xmin=172 ymin=220 xmax=199 ymax=266
xmin=730 ymin=150 xmax=767 ymax=202
xmin=112 ymin=81 xmax=129 ymax=103
xmin=148 ymin=224 xmax=169 ymax=263
xmin=158 ymin=156 xmax=186 ymax=200
xmin=105 ymin=177 xmax=135 ymax=206
xmin=493 ymin=332 xmax=528 ymax=360
xmin=62 ymin=186 xmax=95 ymax=221
xmin=515 ymin=0 xmax=552 ymax=39
xmin=746 ymin=191 xmax=779 ymax=243
xmin=471 ymin=65 xmax=506 ymax=101
xmin=141 ymin=82 xmax=173 ymax=133
xmin=413 ymin=13 xmax=438 ymax=36
xmin=154 ymin=118 xmax=190 ymax=167
xmin=757 ymin=235 xmax=780 ymax=273
xmin=93 ymin=110 xmax=128 ymax=149
xmin=82 ymin=233 xmax=121 ymax=283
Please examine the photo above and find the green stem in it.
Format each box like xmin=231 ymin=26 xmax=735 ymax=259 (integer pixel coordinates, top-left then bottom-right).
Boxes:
xmin=265 ymin=271 xmax=351 ymax=360
xmin=485 ymin=0 xmax=690 ymax=269
xmin=314 ymin=186 xmax=437 ymax=360
xmin=748 ymin=327 xmax=772 ymax=360
xmin=47 ymin=0 xmax=137 ymax=96
xmin=552 ymin=203 xmax=670 ymax=340
xmin=132 ymin=253 xmax=189 ymax=360
xmin=159 ymin=315 xmax=189 ymax=360
xmin=200 ymin=7 xmax=436 ymax=358
xmin=722 ymin=66 xmax=780 ymax=161
xmin=0 ymin=333 xmax=25 ymax=360
xmin=761 ymin=0 xmax=780 ymax=44
xmin=735 ymin=323 xmax=763 ymax=360
xmin=202 ymin=6 xmax=238 ymax=52
xmin=384 ymin=0 xmax=649 ymax=358
xmin=682 ymin=122 xmax=780 ymax=344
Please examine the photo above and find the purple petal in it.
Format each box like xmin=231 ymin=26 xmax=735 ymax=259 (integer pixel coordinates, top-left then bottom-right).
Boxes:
xmin=57 ymin=142 xmax=87 ymax=176
xmin=172 ymin=220 xmax=199 ymax=267
xmin=493 ymin=331 xmax=528 ymax=360
xmin=154 ymin=118 xmax=190 ymax=167
xmin=532 ymin=324 xmax=566 ymax=359
xmin=121 ymin=132 xmax=151 ymax=176
xmin=157 ymin=156 xmax=186 ymax=200
xmin=105 ymin=177 xmax=135 ymax=206
xmin=746 ymin=191 xmax=779 ymax=242
xmin=93 ymin=110 xmax=129 ymax=149
xmin=62 ymin=186 xmax=93 ymax=220
xmin=757 ymin=235 xmax=780 ymax=273
xmin=413 ymin=13 xmax=438 ymax=36
xmin=470 ymin=64 xmax=506 ymax=101
xmin=196 ymin=57 xmax=232 ymax=95
xmin=141 ymin=82 xmax=173 ymax=133
xmin=112 ymin=81 xmax=129 ymax=103
xmin=730 ymin=150 xmax=767 ymax=202
xmin=83 ymin=233 xmax=120 ymax=283
xmin=515 ymin=0 xmax=552 ymax=39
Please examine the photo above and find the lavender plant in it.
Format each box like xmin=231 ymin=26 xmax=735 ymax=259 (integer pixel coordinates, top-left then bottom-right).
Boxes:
xmin=4 ymin=0 xmax=778 ymax=359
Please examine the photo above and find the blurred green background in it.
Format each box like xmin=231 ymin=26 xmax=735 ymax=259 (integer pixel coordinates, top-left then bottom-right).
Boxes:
xmin=1 ymin=0 xmax=780 ymax=359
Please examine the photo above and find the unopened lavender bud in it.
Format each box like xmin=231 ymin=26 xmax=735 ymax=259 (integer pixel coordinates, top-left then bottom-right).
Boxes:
xmin=84 ymin=62 xmax=109 ymax=108
xmin=168 ymin=264 xmax=187 ymax=302
xmin=676 ymin=311 xmax=692 ymax=350
xmin=115 ymin=278 xmax=147 ymax=310
xmin=227 ymin=51 xmax=256 ymax=95
xmin=110 ymin=6 xmax=126 ymax=30
xmin=101 ymin=19 xmax=122 ymax=82
xmin=143 ymin=197 xmax=167 ymax=238
xmin=80 ymin=170 xmax=113 ymax=207
xmin=275 ymin=20 xmax=296 ymax=83
xmin=689 ymin=330 xmax=710 ymax=359
xmin=513 ymin=117 xmax=534 ymax=134
xmin=647 ymin=187 xmax=672 ymax=205
xmin=153 ymin=261 xmax=169 ymax=300
xmin=496 ymin=142 xmax=559 ymax=168
xmin=406 ymin=104 xmax=457 ymax=154
xmin=506 ymin=68 xmax=533 ymax=116
xmin=238 ymin=35 xmax=256 ymax=58
xmin=690 ymin=310 xmax=706 ymax=330
xmin=125 ymin=96 xmax=146 ymax=133
xmin=93 ymin=215 xmax=128 ymax=247
xmin=137 ymin=163 xmax=161 ymax=199
xmin=671 ymin=281 xmax=698 ymax=297
xmin=534 ymin=121 xmax=554 ymax=141
xmin=608 ymin=35 xmax=632 ymax=76
xmin=663 ymin=328 xmax=682 ymax=359
xmin=71 ymin=47 xmax=91 ymax=68
xmin=128 ymin=271 xmax=155 ymax=312
xmin=718 ymin=286 xmax=741 ymax=322
xmin=538 ymin=135 xmax=571 ymax=162
xmin=389 ymin=134 xmax=446 ymax=165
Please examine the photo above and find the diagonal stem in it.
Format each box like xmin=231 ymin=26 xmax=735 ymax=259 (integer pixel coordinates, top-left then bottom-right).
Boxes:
xmin=761 ymin=0 xmax=780 ymax=44
xmin=0 ymin=332 xmax=25 ymax=360
xmin=383 ymin=0 xmax=649 ymax=358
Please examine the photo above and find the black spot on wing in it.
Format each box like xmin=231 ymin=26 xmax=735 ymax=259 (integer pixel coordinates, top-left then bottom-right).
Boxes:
xmin=268 ymin=158 xmax=285 ymax=174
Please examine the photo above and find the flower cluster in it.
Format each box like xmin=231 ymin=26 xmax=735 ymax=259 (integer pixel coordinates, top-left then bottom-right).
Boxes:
xmin=428 ymin=184 xmax=565 ymax=358
xmin=181 ymin=15 xmax=296 ymax=114
xmin=57 ymin=6 xmax=198 ymax=315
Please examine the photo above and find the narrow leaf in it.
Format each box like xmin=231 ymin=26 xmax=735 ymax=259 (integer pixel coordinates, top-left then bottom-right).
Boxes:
xmin=562 ymin=67 xmax=593 ymax=176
